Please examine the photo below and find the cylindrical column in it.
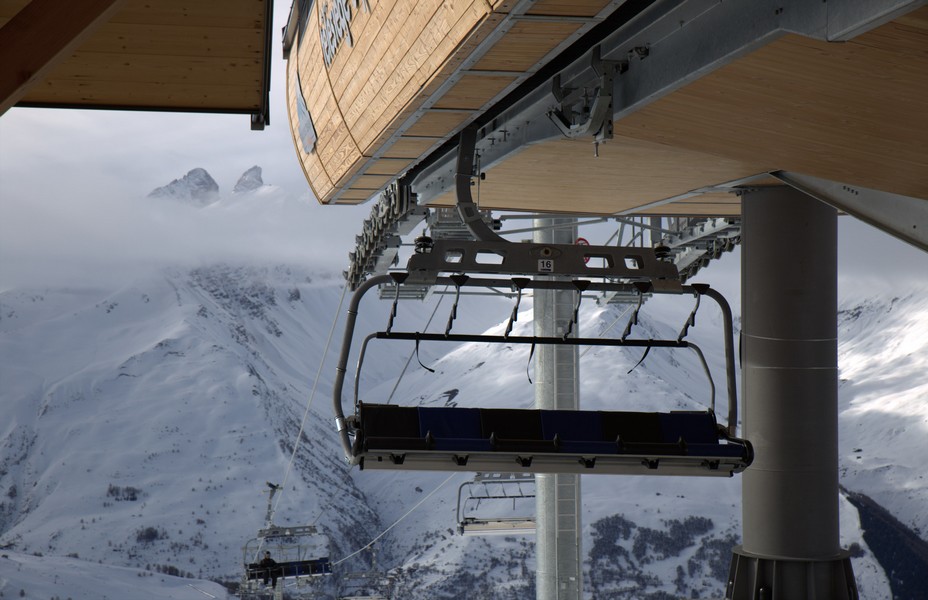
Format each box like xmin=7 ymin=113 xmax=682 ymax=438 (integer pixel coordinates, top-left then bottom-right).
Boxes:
xmin=534 ymin=217 xmax=582 ymax=600
xmin=728 ymin=186 xmax=857 ymax=599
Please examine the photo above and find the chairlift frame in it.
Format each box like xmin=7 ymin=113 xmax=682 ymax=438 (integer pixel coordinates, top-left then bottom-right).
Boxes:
xmin=336 ymin=549 xmax=392 ymax=600
xmin=241 ymin=485 xmax=333 ymax=597
xmin=456 ymin=473 xmax=536 ymax=536
xmin=332 ymin=243 xmax=751 ymax=477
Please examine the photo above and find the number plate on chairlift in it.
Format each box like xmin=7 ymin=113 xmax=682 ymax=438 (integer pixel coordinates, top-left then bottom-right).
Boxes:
xmin=538 ymin=259 xmax=554 ymax=272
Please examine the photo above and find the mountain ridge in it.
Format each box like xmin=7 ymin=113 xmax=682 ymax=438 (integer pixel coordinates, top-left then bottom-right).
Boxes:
xmin=1 ymin=265 xmax=924 ymax=598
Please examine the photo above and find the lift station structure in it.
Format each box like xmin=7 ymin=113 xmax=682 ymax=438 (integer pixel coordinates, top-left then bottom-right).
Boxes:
xmin=281 ymin=1 xmax=927 ymax=599
xmin=2 ymin=1 xmax=926 ymax=599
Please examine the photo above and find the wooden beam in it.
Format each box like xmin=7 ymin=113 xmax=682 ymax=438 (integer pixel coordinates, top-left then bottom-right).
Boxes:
xmin=0 ymin=0 xmax=126 ymax=115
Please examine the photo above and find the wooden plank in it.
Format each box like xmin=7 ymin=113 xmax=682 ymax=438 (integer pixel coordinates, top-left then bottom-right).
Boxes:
xmin=432 ymin=74 xmax=517 ymax=110
xmin=525 ymin=1 xmax=615 ymax=18
xmin=403 ymin=110 xmax=473 ymax=137
xmin=617 ymin=23 xmax=928 ymax=201
xmin=22 ymin=80 xmax=262 ymax=109
xmin=336 ymin=188 xmax=378 ymax=202
xmin=350 ymin=174 xmax=395 ymax=189
xmin=290 ymin=4 xmax=927 ymax=212
xmin=631 ymin=194 xmax=742 ymax=217
xmin=471 ymin=20 xmax=581 ymax=72
xmin=355 ymin=0 xmax=492 ymax=151
xmin=75 ymin=22 xmax=265 ymax=58
xmin=317 ymin=116 xmax=362 ymax=184
xmin=0 ymin=1 xmax=30 ymax=22
xmin=31 ymin=51 xmax=262 ymax=87
xmin=364 ymin=157 xmax=415 ymax=176
xmin=425 ymin=136 xmax=765 ymax=214
xmin=846 ymin=7 xmax=928 ymax=56
xmin=286 ymin=58 xmax=329 ymax=204
xmin=290 ymin=0 xmax=502 ymax=200
xmin=298 ymin=1 xmax=364 ymax=190
xmin=108 ymin=0 xmax=267 ymax=29
xmin=325 ymin=0 xmax=402 ymax=97
xmin=1 ymin=0 xmax=127 ymax=114
xmin=380 ymin=137 xmax=437 ymax=159
xmin=333 ymin=0 xmax=428 ymax=114
xmin=326 ymin=130 xmax=365 ymax=185
xmin=340 ymin=0 xmax=446 ymax=135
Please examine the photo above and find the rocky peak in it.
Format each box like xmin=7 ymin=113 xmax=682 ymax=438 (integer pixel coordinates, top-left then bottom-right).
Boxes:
xmin=148 ymin=168 xmax=219 ymax=206
xmin=233 ymin=165 xmax=264 ymax=194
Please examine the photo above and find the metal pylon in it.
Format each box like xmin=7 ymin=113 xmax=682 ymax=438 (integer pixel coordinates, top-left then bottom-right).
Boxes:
xmin=534 ymin=216 xmax=582 ymax=600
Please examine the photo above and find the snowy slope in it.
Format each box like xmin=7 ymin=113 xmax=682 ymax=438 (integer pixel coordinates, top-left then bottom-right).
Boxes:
xmin=347 ymin=291 xmax=901 ymax=599
xmin=837 ymin=291 xmax=928 ymax=538
xmin=2 ymin=265 xmax=923 ymax=599
xmin=0 ymin=265 xmax=393 ymax=595
xmin=0 ymin=551 xmax=228 ymax=600
xmin=1 ymin=169 xmax=925 ymax=598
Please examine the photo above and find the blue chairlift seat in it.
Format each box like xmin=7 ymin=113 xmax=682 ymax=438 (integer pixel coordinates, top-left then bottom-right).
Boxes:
xmin=336 ymin=274 xmax=750 ymax=477
xmin=245 ymin=557 xmax=333 ymax=581
xmin=418 ymin=406 xmax=489 ymax=452
xmin=355 ymin=403 xmax=752 ymax=476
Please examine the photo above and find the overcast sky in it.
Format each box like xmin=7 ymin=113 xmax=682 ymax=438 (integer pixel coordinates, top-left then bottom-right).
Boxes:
xmin=0 ymin=4 xmax=924 ymax=298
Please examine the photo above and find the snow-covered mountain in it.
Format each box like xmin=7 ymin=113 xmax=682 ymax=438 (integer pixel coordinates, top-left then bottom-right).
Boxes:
xmin=1 ymin=171 xmax=926 ymax=598
xmin=233 ymin=166 xmax=266 ymax=195
xmin=148 ymin=168 xmax=221 ymax=206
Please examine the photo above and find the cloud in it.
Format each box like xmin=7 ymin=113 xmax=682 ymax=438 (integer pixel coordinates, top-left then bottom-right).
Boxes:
xmin=0 ymin=172 xmax=370 ymax=289
xmin=836 ymin=217 xmax=928 ymax=297
xmin=0 ymin=0 xmax=373 ymax=290
xmin=1 ymin=3 xmax=924 ymax=296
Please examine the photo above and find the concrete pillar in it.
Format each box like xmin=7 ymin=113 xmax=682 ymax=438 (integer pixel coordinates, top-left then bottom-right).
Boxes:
xmin=534 ymin=217 xmax=582 ymax=600
xmin=728 ymin=186 xmax=857 ymax=599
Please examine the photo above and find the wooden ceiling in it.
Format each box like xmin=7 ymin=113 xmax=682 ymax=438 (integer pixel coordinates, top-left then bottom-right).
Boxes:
xmin=0 ymin=0 xmax=272 ymax=121
xmin=429 ymin=7 xmax=928 ymax=215
xmin=288 ymin=0 xmax=618 ymax=205
xmin=286 ymin=1 xmax=926 ymax=217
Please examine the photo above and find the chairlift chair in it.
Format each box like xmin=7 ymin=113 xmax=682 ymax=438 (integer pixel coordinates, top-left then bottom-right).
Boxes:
xmin=336 ymin=549 xmax=392 ymax=600
xmin=241 ymin=484 xmax=333 ymax=598
xmin=456 ymin=473 xmax=536 ymax=536
xmin=332 ymin=240 xmax=752 ymax=478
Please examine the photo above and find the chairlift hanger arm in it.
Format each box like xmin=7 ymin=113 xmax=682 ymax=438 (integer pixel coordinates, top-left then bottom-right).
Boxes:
xmin=407 ymin=238 xmax=680 ymax=286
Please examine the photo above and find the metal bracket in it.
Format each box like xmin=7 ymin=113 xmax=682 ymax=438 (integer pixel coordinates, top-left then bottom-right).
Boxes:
xmin=405 ymin=238 xmax=681 ymax=289
xmin=455 ymin=126 xmax=507 ymax=243
xmin=770 ymin=171 xmax=928 ymax=252
xmin=547 ymin=46 xmax=622 ymax=152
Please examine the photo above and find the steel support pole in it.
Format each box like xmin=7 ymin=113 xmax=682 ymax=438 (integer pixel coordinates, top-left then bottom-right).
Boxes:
xmin=727 ymin=187 xmax=858 ymax=599
xmin=534 ymin=217 xmax=582 ymax=600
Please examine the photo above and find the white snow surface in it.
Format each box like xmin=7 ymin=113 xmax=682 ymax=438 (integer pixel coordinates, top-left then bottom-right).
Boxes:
xmin=1 ymin=260 xmax=924 ymax=598
xmin=0 ymin=171 xmax=928 ymax=600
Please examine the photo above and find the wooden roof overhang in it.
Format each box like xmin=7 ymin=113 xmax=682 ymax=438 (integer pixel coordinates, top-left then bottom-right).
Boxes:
xmin=284 ymin=0 xmax=927 ymax=247
xmin=0 ymin=0 xmax=274 ymax=128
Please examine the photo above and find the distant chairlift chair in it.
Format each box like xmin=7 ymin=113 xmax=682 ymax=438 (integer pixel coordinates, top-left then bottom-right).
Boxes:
xmin=242 ymin=483 xmax=333 ymax=599
xmin=336 ymin=549 xmax=392 ymax=600
xmin=332 ymin=240 xmax=753 ymax=477
xmin=456 ymin=473 xmax=536 ymax=536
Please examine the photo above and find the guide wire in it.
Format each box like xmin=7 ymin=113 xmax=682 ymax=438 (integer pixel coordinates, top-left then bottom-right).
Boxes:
xmin=385 ymin=288 xmax=447 ymax=404
xmin=332 ymin=471 xmax=459 ymax=567
xmin=579 ymin=303 xmax=633 ymax=358
xmin=270 ymin=282 xmax=350 ymax=522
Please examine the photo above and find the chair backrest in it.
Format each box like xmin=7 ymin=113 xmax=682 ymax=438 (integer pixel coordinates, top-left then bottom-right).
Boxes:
xmin=540 ymin=410 xmax=602 ymax=441
xmin=600 ymin=411 xmax=662 ymax=443
xmin=659 ymin=412 xmax=719 ymax=444
xmin=360 ymin=404 xmax=420 ymax=438
xmin=480 ymin=408 xmax=543 ymax=440
xmin=418 ymin=406 xmax=482 ymax=439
